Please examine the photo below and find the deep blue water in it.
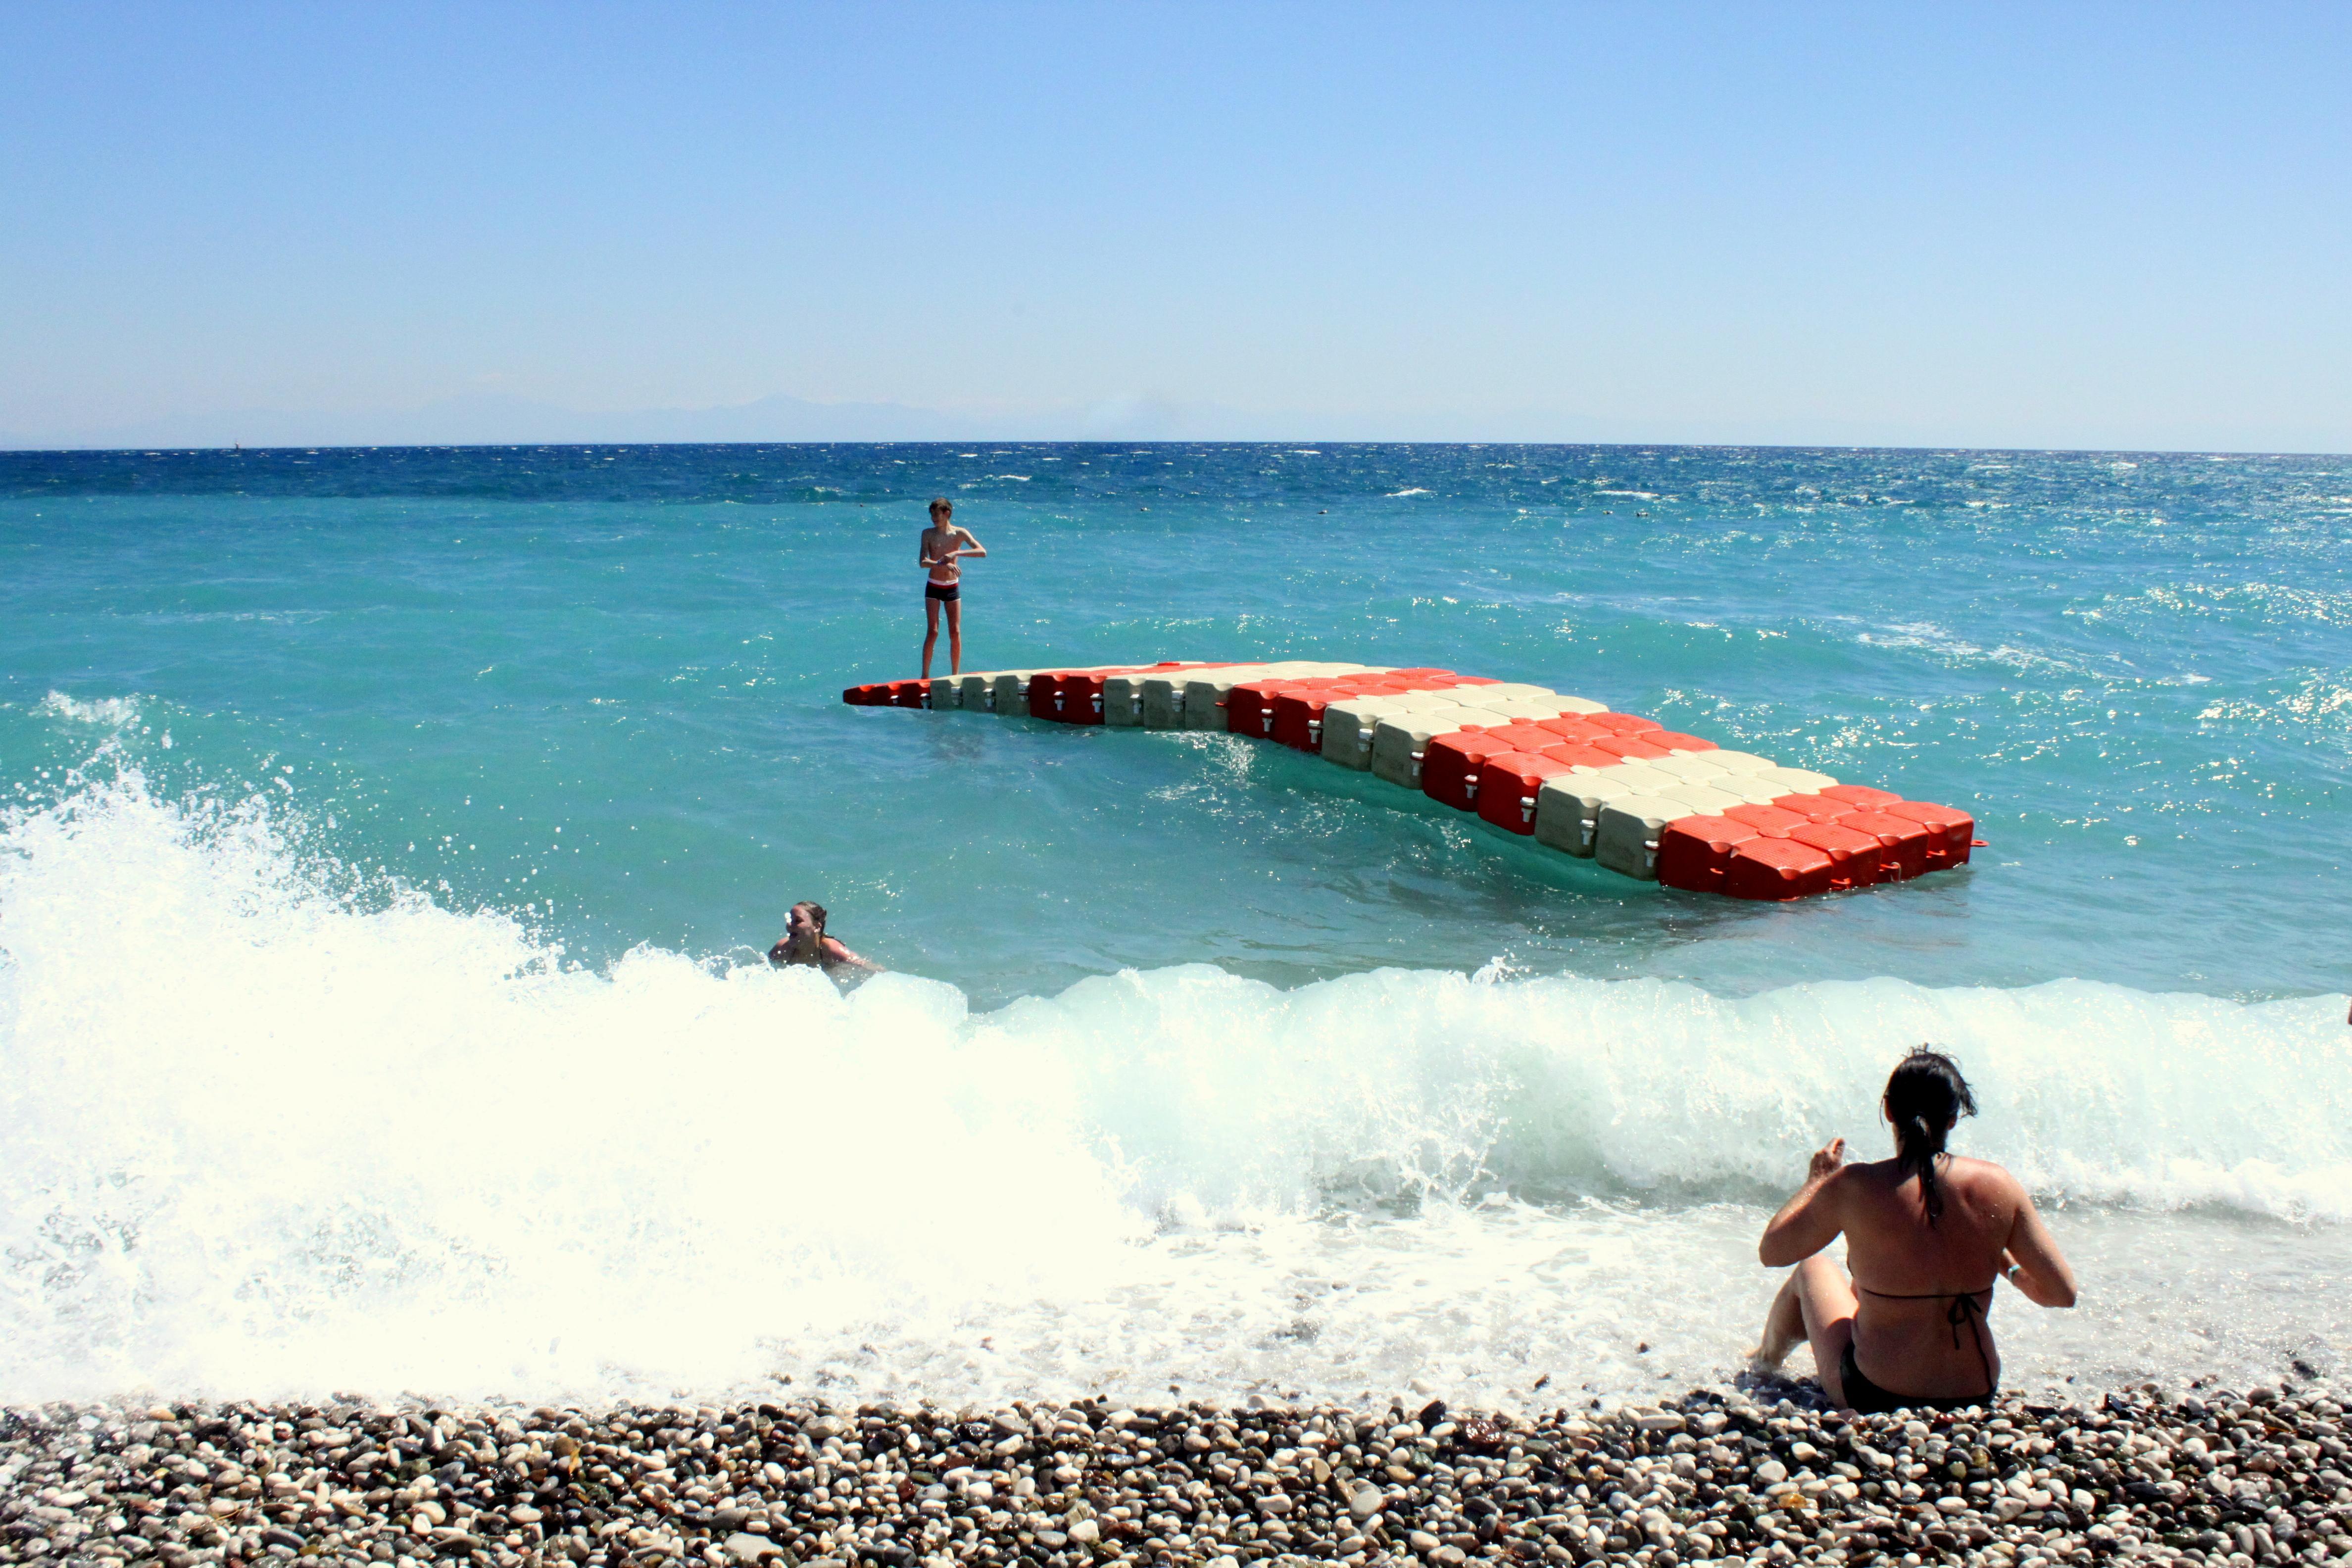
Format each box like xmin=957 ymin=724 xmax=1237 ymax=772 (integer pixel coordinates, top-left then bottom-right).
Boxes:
xmin=5 ymin=442 xmax=2346 ymax=1003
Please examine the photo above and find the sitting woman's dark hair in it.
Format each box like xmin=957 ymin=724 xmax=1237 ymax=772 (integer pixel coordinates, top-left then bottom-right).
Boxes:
xmin=1886 ymin=1047 xmax=1977 ymax=1225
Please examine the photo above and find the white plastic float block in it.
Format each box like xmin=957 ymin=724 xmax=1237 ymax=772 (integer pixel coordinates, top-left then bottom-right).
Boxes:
xmin=1369 ymin=708 xmax=1483 ymax=788
xmin=1457 ymin=694 xmax=1559 ymax=718
xmin=1701 ymin=776 xmax=1799 ymax=806
xmin=936 ymin=670 xmax=1016 ymax=711
xmin=1595 ymin=796 xmax=1687 ymax=881
xmin=1105 ymin=667 xmax=1228 ymax=728
xmin=1140 ymin=666 xmax=1265 ymax=728
xmin=1647 ymin=752 xmax=1730 ymax=784
xmin=1180 ymin=671 xmax=1255 ymax=732
xmin=1320 ymin=696 xmax=1406 ymax=768
xmin=1531 ymin=763 xmax=1683 ymax=856
xmin=1655 ymin=781 xmax=1747 ymax=817
xmin=986 ymin=670 xmax=1057 ymax=716
xmin=1704 ymin=750 xmax=1779 ymax=776
xmin=1755 ymin=765 xmax=1839 ymax=794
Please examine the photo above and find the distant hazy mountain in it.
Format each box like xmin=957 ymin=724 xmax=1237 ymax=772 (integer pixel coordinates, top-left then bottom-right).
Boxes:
xmin=0 ymin=392 xmax=978 ymax=451
xmin=12 ymin=395 xmax=2318 ymax=454
xmin=0 ymin=391 xmax=1624 ymax=450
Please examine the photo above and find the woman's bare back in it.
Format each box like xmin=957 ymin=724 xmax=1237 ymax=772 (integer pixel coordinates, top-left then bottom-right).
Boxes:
xmin=1840 ymin=1154 xmax=2018 ymax=1396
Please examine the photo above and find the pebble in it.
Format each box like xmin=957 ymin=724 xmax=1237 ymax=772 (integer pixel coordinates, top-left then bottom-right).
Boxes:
xmin=2 ymin=1384 xmax=2349 ymax=1567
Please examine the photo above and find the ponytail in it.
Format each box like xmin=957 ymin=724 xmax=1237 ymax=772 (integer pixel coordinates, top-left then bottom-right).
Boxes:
xmin=1885 ymin=1047 xmax=1976 ymax=1225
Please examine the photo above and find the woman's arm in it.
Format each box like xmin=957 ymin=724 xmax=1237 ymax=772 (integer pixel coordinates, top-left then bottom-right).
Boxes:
xmin=821 ymin=936 xmax=883 ymax=974
xmin=1760 ymin=1138 xmax=1849 ymax=1266
xmin=1999 ymin=1187 xmax=2078 ymax=1307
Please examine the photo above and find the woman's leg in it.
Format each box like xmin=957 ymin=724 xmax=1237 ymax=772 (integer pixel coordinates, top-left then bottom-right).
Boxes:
xmin=922 ymin=596 xmax=941 ymax=678
xmin=1753 ymin=1256 xmax=1859 ymax=1407
xmin=944 ymin=596 xmax=963 ymax=675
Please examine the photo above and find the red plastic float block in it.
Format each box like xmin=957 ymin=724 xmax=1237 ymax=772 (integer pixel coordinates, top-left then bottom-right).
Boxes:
xmin=1789 ymin=821 xmax=1885 ymax=890
xmin=1723 ymin=803 xmax=1812 ymax=838
xmin=1885 ymin=800 xmax=1977 ymax=870
xmin=1723 ymin=837 xmax=1837 ymax=900
xmin=1646 ymin=731 xmax=1718 ymax=754
xmin=885 ymin=679 xmax=931 ymax=708
xmin=1836 ymin=809 xmax=1935 ymax=881
xmin=1770 ymin=793 xmax=1858 ymax=825
xmin=1657 ymin=815 xmax=1764 ymax=893
xmin=1027 ymin=671 xmax=1092 ymax=722
xmin=1422 ymin=730 xmax=1519 ymax=810
xmin=1486 ymin=721 xmax=1556 ymax=751
xmin=1586 ymin=713 xmax=1666 ymax=736
xmin=1030 ymin=667 xmax=1150 ymax=723
xmin=1269 ymin=690 xmax=1336 ymax=750
xmin=1475 ymin=752 xmax=1574 ymax=834
xmin=1534 ymin=715 xmax=1609 ymax=744
xmin=841 ymin=683 xmax=885 ymax=706
xmin=1023 ymin=671 xmax=1065 ymax=719
xmin=1592 ymin=735 xmax=1673 ymax=763
xmin=1822 ymin=784 xmax=1902 ymax=810
xmin=1225 ymin=679 xmax=1312 ymax=738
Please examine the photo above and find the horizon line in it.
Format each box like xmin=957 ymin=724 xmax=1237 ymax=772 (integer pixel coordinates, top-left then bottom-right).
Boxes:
xmin=5 ymin=438 xmax=2347 ymax=460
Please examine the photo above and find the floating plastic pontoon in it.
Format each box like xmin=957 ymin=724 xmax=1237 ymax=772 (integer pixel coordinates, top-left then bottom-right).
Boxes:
xmin=843 ymin=662 xmax=1976 ymax=900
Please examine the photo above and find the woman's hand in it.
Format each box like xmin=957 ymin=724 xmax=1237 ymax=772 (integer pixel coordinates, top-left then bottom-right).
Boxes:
xmin=1808 ymin=1136 xmax=1847 ymax=1183
xmin=1761 ymin=1136 xmax=1848 ymax=1266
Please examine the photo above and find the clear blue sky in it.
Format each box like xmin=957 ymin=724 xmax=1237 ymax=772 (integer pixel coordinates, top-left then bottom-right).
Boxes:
xmin=4 ymin=1 xmax=2348 ymax=450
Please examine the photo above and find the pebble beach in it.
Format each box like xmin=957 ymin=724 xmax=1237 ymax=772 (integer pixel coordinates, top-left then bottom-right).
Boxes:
xmin=7 ymin=1386 xmax=2350 ymax=1568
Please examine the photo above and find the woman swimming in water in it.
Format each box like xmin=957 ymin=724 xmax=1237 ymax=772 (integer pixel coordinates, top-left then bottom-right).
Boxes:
xmin=1752 ymin=1047 xmax=2077 ymax=1412
xmin=767 ymin=901 xmax=881 ymax=977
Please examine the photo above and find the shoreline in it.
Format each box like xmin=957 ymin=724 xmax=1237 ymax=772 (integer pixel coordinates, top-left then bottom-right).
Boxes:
xmin=5 ymin=1386 xmax=2350 ymax=1567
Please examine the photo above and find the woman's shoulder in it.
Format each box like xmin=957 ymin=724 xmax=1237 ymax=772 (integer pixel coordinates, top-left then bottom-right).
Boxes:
xmin=1948 ymin=1154 xmax=2027 ymax=1203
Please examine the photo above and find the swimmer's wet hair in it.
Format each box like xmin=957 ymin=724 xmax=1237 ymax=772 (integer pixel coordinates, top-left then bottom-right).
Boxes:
xmin=1886 ymin=1046 xmax=1976 ymax=1225
xmin=929 ymin=497 xmax=952 ymax=516
xmin=791 ymin=900 xmax=827 ymax=934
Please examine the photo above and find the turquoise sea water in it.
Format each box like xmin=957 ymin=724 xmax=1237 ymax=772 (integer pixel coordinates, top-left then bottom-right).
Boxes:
xmin=2 ymin=443 xmax=2348 ymax=1408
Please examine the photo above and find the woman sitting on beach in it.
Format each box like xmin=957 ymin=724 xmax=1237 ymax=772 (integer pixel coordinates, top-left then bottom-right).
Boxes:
xmin=1753 ymin=1047 xmax=2077 ymax=1413
xmin=767 ymin=901 xmax=882 ymax=978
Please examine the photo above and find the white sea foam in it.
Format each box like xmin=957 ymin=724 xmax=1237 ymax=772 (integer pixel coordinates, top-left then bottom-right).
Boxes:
xmin=1386 ymin=488 xmax=1431 ymax=498
xmin=33 ymin=691 xmax=144 ymax=726
xmin=2 ymin=772 xmax=2346 ymax=1408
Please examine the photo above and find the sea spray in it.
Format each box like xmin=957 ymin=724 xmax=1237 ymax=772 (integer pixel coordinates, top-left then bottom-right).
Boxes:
xmin=3 ymin=768 xmax=2348 ymax=1407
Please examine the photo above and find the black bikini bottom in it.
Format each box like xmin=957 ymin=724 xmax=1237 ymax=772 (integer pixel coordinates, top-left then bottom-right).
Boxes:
xmin=1839 ymin=1342 xmax=1994 ymax=1414
xmin=925 ymin=582 xmax=960 ymax=601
